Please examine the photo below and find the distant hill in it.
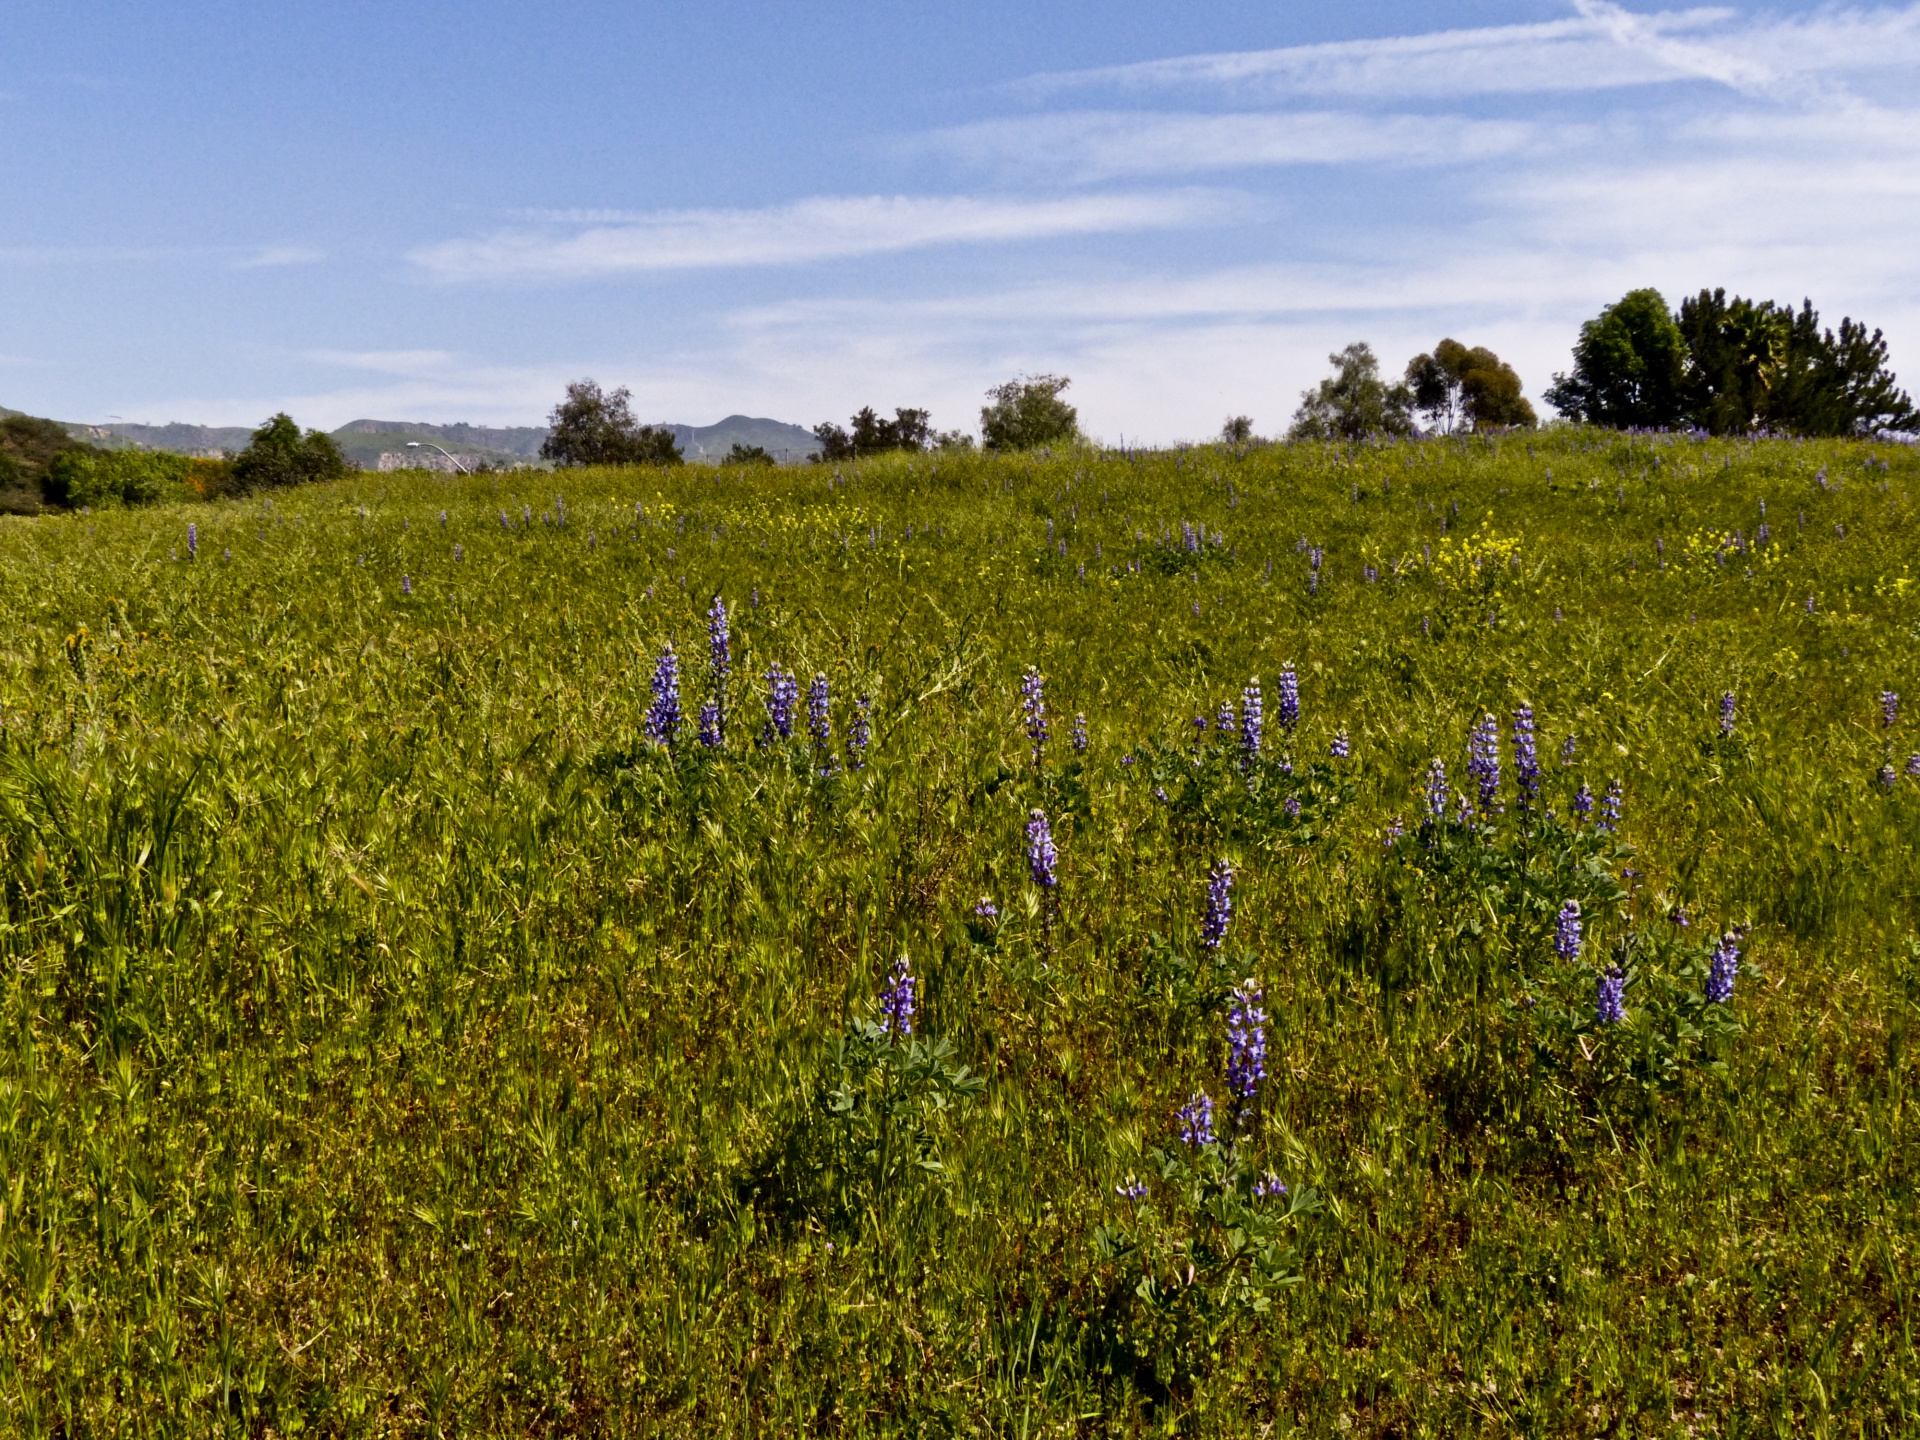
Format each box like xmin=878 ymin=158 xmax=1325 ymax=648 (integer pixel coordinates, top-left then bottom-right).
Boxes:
xmin=26 ymin=410 xmax=824 ymax=469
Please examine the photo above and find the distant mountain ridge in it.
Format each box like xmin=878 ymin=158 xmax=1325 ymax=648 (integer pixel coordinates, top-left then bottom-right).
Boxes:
xmin=43 ymin=411 xmax=824 ymax=468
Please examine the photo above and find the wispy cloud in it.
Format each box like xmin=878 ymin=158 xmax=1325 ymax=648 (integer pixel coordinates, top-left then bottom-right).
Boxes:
xmin=1016 ymin=3 xmax=1920 ymax=102
xmin=408 ymin=190 xmax=1239 ymax=281
xmin=922 ymin=110 xmax=1549 ymax=182
xmin=231 ymin=245 xmax=326 ymax=269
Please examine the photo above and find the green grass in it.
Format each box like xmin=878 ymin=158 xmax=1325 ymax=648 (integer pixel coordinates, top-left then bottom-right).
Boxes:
xmin=1 ymin=430 xmax=1917 ymax=1435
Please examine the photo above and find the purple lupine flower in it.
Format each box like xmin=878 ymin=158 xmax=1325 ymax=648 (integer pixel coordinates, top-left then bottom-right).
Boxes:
xmin=1330 ymin=730 xmax=1350 ymax=759
xmin=1596 ymin=967 xmax=1626 ymax=1025
xmin=401 ymin=574 xmax=412 ymax=596
xmin=1283 ymin=796 xmax=1301 ymax=817
xmin=1252 ymin=1173 xmax=1289 ymax=1199
xmin=1467 ymin=713 xmax=1502 ymax=813
xmin=1423 ymin=759 xmax=1450 ymax=822
xmin=1806 ymin=595 xmax=1816 ymax=613
xmin=708 ymin=594 xmax=731 ymax=682
xmin=848 ymin=694 xmax=872 ymax=770
xmin=1216 ymin=699 xmax=1236 ymax=737
xmin=1114 ymin=1177 xmax=1149 ymax=1201
xmin=1756 ymin=522 xmax=1770 ymax=543
xmin=697 ymin=701 xmax=722 ymax=749
xmin=808 ymin=673 xmax=833 ymax=766
xmin=644 ymin=642 xmax=682 ymax=745
xmin=760 ymin=664 xmax=797 ymax=743
xmin=879 ymin=954 xmax=915 ymax=1036
xmin=1706 ymin=930 xmax=1740 ymax=1005
xmin=1240 ymin=680 xmax=1263 ymax=761
xmin=1201 ymin=860 xmax=1234 ymax=955
xmin=1153 ymin=785 xmax=1169 ymax=803
xmin=1382 ymin=816 xmax=1405 ymax=848
xmin=1177 ymin=1091 xmax=1216 ymax=1147
xmin=1026 ymin=808 xmax=1058 ymax=889
xmin=1554 ymin=899 xmax=1582 ymax=962
xmin=1020 ymin=666 xmax=1047 ymax=763
xmin=1882 ymin=691 xmax=1899 ymax=728
xmin=1574 ymin=782 xmax=1594 ymax=820
xmin=500 ymin=511 xmax=510 ymax=529
xmin=187 ymin=523 xmax=198 ymax=559
xmin=453 ymin=543 xmax=464 ymax=562
xmin=1560 ymin=735 xmax=1577 ymax=767
xmin=1277 ymin=664 xmax=1299 ymax=732
xmin=1071 ymin=713 xmax=1088 ymax=754
xmin=1719 ymin=691 xmax=1736 ymax=738
xmin=1225 ymin=978 xmax=1267 ymax=1102
xmin=1597 ymin=780 xmax=1624 ymax=834
xmin=974 ymin=897 xmax=999 ymax=921
xmin=1512 ymin=705 xmax=1540 ymax=807
xmin=1878 ymin=763 xmax=1898 ymax=789
xmin=1908 ymin=754 xmax=1920 ymax=778
xmin=439 ymin=510 xmax=448 ymax=526
xmin=1193 ymin=712 xmax=1209 ymax=737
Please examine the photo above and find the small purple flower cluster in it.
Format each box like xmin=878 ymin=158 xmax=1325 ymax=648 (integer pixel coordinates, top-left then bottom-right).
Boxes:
xmin=1706 ymin=930 xmax=1741 ymax=1005
xmin=1177 ymin=1091 xmax=1216 ymax=1147
xmin=1278 ymin=663 xmax=1300 ymax=732
xmin=644 ymin=642 xmax=682 ymax=745
xmin=1382 ymin=816 xmax=1405 ymax=849
xmin=1719 ymin=691 xmax=1737 ymax=738
xmin=1201 ymin=860 xmax=1234 ymax=955
xmin=1241 ymin=680 xmax=1264 ymax=761
xmin=808 ymin=674 xmax=834 ymax=771
xmin=761 ymin=664 xmax=797 ymax=743
xmin=1020 ymin=666 xmax=1047 ymax=763
xmin=1330 ymin=730 xmax=1351 ymax=760
xmin=1027 ymin=809 xmax=1058 ymax=889
xmin=1072 ymin=713 xmax=1088 ymax=754
xmin=1597 ymin=780 xmax=1624 ymax=834
xmin=187 ymin=523 xmax=198 ymax=559
xmin=1424 ymin=759 xmax=1450 ymax=822
xmin=879 ymin=954 xmax=916 ymax=1036
xmin=1512 ymin=705 xmax=1539 ymax=807
xmin=848 ymin=695 xmax=872 ymax=770
xmin=698 ymin=702 xmax=722 ymax=749
xmin=1225 ymin=978 xmax=1267 ymax=1103
xmin=1883 ymin=691 xmax=1899 ymax=729
xmin=1252 ymin=1172 xmax=1289 ymax=1199
xmin=1554 ymin=899 xmax=1582 ymax=962
xmin=1573 ymin=782 xmax=1594 ymax=820
xmin=1114 ymin=1177 xmax=1149 ymax=1201
xmin=1468 ymin=713 xmax=1502 ymax=813
xmin=1596 ymin=967 xmax=1626 ymax=1025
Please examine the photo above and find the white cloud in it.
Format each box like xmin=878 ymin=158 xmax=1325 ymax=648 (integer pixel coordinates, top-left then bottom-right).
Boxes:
xmin=231 ymin=245 xmax=326 ymax=269
xmin=921 ymin=110 xmax=1548 ymax=181
xmin=1017 ymin=3 xmax=1920 ymax=102
xmin=409 ymin=190 xmax=1240 ymax=281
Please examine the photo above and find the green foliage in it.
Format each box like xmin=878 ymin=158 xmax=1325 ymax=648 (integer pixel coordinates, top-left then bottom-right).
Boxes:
xmin=1288 ymin=342 xmax=1416 ymax=440
xmin=1 ymin=431 xmax=1918 ymax=1431
xmin=721 ymin=442 xmax=777 ymax=467
xmin=43 ymin=448 xmax=191 ymax=508
xmin=812 ymin=406 xmax=933 ymax=462
xmin=1406 ymin=339 xmax=1537 ymax=433
xmin=1220 ymin=415 xmax=1254 ymax=445
xmin=981 ymin=373 xmax=1078 ymax=451
xmin=0 ymin=412 xmax=100 ymax=512
xmin=228 ymin=412 xmax=351 ymax=493
xmin=540 ymin=379 xmax=683 ymax=467
xmin=1546 ymin=287 xmax=1692 ymax=429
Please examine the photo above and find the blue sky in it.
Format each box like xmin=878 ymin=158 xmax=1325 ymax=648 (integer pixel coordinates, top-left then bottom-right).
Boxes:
xmin=5 ymin=0 xmax=1918 ymax=442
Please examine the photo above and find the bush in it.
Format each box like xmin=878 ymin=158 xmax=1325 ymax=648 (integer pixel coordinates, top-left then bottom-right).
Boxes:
xmin=981 ymin=375 xmax=1078 ymax=451
xmin=721 ymin=443 xmax=776 ymax=468
xmin=1288 ymin=343 xmax=1415 ymax=441
xmin=43 ymin=449 xmax=192 ymax=508
xmin=1406 ymin=339 xmax=1537 ymax=432
xmin=541 ymin=381 xmax=683 ymax=468
xmin=229 ymin=413 xmax=350 ymax=493
xmin=812 ymin=407 xmax=933 ymax=463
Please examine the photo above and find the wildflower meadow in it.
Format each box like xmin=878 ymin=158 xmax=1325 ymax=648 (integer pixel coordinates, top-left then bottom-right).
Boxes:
xmin=1 ymin=429 xmax=1917 ymax=1433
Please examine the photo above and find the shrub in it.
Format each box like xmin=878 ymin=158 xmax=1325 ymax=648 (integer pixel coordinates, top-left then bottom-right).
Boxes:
xmin=229 ymin=413 xmax=350 ymax=493
xmin=1287 ymin=343 xmax=1415 ymax=441
xmin=540 ymin=380 xmax=683 ymax=468
xmin=43 ymin=449 xmax=192 ymax=508
xmin=981 ymin=375 xmax=1078 ymax=451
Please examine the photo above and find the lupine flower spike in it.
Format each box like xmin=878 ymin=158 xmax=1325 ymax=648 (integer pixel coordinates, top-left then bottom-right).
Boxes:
xmin=1706 ymin=930 xmax=1740 ymax=1005
xmin=1277 ymin=664 xmax=1300 ymax=731
xmin=847 ymin=695 xmax=872 ymax=770
xmin=879 ymin=954 xmax=915 ymax=1036
xmin=1720 ymin=692 xmax=1736 ymax=738
xmin=1596 ymin=967 xmax=1626 ymax=1025
xmin=1201 ymin=860 xmax=1234 ymax=955
xmin=1468 ymin=713 xmax=1502 ymax=813
xmin=1177 ymin=1091 xmax=1216 ymax=1146
xmin=1225 ymin=978 xmax=1267 ymax=1104
xmin=760 ymin=664 xmax=797 ymax=743
xmin=1071 ymin=713 xmax=1088 ymax=754
xmin=1883 ymin=691 xmax=1899 ymax=729
xmin=1423 ymin=758 xmax=1450 ymax=823
xmin=1026 ymin=809 xmax=1058 ymax=889
xmin=1511 ymin=705 xmax=1539 ymax=807
xmin=1240 ymin=679 xmax=1263 ymax=761
xmin=808 ymin=673 xmax=834 ymax=772
xmin=644 ymin=642 xmax=682 ymax=745
xmin=1020 ymin=666 xmax=1047 ymax=763
xmin=1598 ymin=780 xmax=1624 ymax=833
xmin=1330 ymin=730 xmax=1351 ymax=759
xmin=1554 ymin=899 xmax=1582 ymax=961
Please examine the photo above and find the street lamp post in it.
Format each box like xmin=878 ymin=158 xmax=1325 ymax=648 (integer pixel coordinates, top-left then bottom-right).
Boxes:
xmin=405 ymin=441 xmax=469 ymax=474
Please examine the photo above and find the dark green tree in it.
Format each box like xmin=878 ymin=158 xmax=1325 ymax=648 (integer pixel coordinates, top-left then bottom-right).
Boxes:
xmin=541 ymin=381 xmax=683 ymax=468
xmin=1767 ymin=301 xmax=1915 ymax=436
xmin=1220 ymin=415 xmax=1255 ymax=444
xmin=1287 ymin=343 xmax=1415 ymax=441
xmin=812 ymin=407 xmax=934 ymax=462
xmin=1544 ymin=289 xmax=1689 ymax=429
xmin=721 ymin=443 xmax=776 ymax=467
xmin=1677 ymin=288 xmax=1784 ymax=435
xmin=229 ymin=413 xmax=350 ymax=493
xmin=0 ymin=413 xmax=99 ymax=511
xmin=1406 ymin=340 xmax=1536 ymax=433
xmin=980 ymin=375 xmax=1078 ymax=451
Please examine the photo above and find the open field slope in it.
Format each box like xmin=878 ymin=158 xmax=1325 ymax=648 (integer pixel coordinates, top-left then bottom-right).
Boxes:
xmin=1 ymin=433 xmax=1917 ymax=1434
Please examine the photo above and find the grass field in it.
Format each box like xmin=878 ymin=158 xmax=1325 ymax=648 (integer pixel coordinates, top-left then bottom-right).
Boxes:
xmin=2 ymin=430 xmax=1917 ymax=1435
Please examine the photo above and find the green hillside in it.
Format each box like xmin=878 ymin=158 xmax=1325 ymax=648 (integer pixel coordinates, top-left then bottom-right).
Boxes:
xmin=0 ymin=432 xmax=1916 ymax=1432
